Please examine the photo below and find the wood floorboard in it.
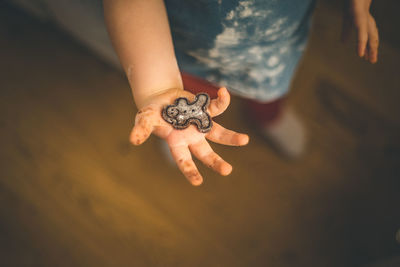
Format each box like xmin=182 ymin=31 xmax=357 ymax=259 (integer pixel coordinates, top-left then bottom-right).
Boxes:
xmin=0 ymin=1 xmax=399 ymax=266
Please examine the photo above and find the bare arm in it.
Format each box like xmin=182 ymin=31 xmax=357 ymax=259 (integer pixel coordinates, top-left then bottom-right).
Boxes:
xmin=103 ymin=0 xmax=183 ymax=109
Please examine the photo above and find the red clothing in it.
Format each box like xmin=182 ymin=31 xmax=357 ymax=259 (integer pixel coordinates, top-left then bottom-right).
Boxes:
xmin=182 ymin=72 xmax=284 ymax=126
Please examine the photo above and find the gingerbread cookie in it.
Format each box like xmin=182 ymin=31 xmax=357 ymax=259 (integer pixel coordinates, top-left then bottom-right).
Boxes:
xmin=162 ymin=93 xmax=212 ymax=133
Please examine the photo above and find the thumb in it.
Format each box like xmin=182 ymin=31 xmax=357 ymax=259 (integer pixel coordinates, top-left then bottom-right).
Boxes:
xmin=129 ymin=107 xmax=157 ymax=145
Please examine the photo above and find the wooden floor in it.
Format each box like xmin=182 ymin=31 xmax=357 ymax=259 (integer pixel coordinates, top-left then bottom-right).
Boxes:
xmin=1 ymin=1 xmax=399 ymax=266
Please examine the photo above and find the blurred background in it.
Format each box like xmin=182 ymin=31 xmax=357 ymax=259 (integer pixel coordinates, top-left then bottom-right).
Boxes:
xmin=0 ymin=0 xmax=399 ymax=266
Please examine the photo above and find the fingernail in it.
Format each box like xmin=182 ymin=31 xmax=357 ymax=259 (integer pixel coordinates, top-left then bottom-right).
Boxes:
xmin=244 ymin=135 xmax=250 ymax=145
xmin=240 ymin=135 xmax=249 ymax=145
xmin=192 ymin=177 xmax=203 ymax=186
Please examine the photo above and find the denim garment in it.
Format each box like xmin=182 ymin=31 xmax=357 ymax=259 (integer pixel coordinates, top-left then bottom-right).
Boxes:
xmin=12 ymin=0 xmax=316 ymax=102
xmin=165 ymin=0 xmax=316 ymax=102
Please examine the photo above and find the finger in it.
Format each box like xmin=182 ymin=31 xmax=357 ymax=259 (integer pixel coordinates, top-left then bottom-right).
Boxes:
xmin=189 ymin=139 xmax=232 ymax=176
xmin=169 ymin=144 xmax=203 ymax=186
xmin=357 ymin=23 xmax=368 ymax=57
xmin=130 ymin=107 xmax=157 ymax=145
xmin=208 ymin=87 xmax=230 ymax=117
xmin=354 ymin=11 xmax=368 ymax=57
xmin=367 ymin=16 xmax=379 ymax=63
xmin=206 ymin=122 xmax=249 ymax=146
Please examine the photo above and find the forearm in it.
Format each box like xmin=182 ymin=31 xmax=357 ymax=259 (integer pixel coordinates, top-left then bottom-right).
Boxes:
xmin=103 ymin=0 xmax=183 ymax=109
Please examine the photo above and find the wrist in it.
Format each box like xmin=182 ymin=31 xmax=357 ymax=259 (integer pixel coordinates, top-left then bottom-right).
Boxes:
xmin=125 ymin=66 xmax=184 ymax=109
xmin=134 ymin=87 xmax=184 ymax=110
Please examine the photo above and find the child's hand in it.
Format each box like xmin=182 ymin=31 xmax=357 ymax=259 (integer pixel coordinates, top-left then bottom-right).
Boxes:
xmin=130 ymin=87 xmax=249 ymax=186
xmin=342 ymin=0 xmax=379 ymax=63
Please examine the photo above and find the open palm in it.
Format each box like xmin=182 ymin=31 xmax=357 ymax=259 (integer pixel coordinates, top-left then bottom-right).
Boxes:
xmin=130 ymin=87 xmax=249 ymax=186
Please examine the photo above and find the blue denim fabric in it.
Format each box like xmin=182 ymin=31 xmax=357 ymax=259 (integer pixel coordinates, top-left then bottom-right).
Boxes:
xmin=16 ymin=0 xmax=316 ymax=102
xmin=165 ymin=0 xmax=316 ymax=102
